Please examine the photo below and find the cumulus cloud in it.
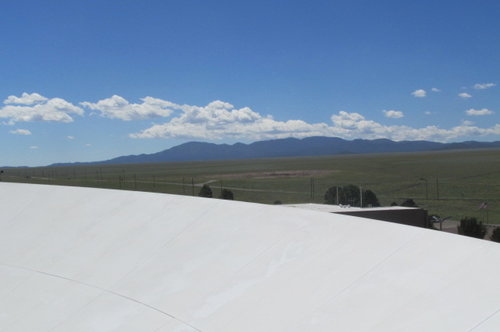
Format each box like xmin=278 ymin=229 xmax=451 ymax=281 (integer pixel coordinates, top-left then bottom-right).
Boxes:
xmin=330 ymin=111 xmax=500 ymax=141
xmin=129 ymin=100 xmax=328 ymax=140
xmin=383 ymin=110 xmax=404 ymax=119
xmin=9 ymin=128 xmax=32 ymax=135
xmin=4 ymin=92 xmax=48 ymax=105
xmin=0 ymin=92 xmax=83 ymax=124
xmin=466 ymin=108 xmax=494 ymax=116
xmin=80 ymin=95 xmax=177 ymax=120
xmin=122 ymin=97 xmax=500 ymax=143
xmin=29 ymin=145 xmax=38 ymax=150
xmin=67 ymin=135 xmax=75 ymax=140
xmin=431 ymin=88 xmax=440 ymax=92
xmin=473 ymin=83 xmax=496 ymax=90
xmin=332 ymin=111 xmax=500 ymax=141
xmin=411 ymin=89 xmax=426 ymax=98
xmin=458 ymin=92 xmax=472 ymax=99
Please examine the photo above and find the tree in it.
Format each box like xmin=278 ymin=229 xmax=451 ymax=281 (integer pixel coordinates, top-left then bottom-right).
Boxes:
xmin=324 ymin=187 xmax=338 ymax=205
xmin=401 ymin=198 xmax=418 ymax=207
xmin=198 ymin=184 xmax=213 ymax=198
xmin=324 ymin=185 xmax=380 ymax=207
xmin=219 ymin=188 xmax=234 ymax=200
xmin=364 ymin=189 xmax=380 ymax=207
xmin=490 ymin=227 xmax=500 ymax=242
xmin=457 ymin=217 xmax=486 ymax=239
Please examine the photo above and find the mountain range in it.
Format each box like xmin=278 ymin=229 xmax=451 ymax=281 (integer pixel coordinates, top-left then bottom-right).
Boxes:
xmin=50 ymin=136 xmax=500 ymax=166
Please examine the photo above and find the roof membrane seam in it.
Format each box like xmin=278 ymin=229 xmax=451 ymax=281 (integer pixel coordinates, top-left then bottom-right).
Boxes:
xmin=0 ymin=262 xmax=203 ymax=332
xmin=467 ymin=307 xmax=500 ymax=331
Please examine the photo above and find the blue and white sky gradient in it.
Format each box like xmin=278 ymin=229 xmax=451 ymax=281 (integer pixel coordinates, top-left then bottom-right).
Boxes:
xmin=1 ymin=0 xmax=499 ymax=166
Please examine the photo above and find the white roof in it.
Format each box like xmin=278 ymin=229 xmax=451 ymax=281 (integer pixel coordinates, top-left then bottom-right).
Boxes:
xmin=285 ymin=203 xmax=420 ymax=213
xmin=0 ymin=182 xmax=499 ymax=331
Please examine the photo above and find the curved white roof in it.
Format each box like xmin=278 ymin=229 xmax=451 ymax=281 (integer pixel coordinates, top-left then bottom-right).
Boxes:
xmin=0 ymin=182 xmax=499 ymax=331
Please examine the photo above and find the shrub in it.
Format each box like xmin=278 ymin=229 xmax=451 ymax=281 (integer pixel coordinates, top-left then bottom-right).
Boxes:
xmin=401 ymin=198 xmax=418 ymax=207
xmin=490 ymin=227 xmax=500 ymax=243
xmin=198 ymin=184 xmax=213 ymax=198
xmin=457 ymin=217 xmax=486 ymax=239
xmin=219 ymin=189 xmax=234 ymax=200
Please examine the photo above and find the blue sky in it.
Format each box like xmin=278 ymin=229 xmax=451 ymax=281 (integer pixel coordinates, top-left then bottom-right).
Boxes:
xmin=1 ymin=0 xmax=499 ymax=166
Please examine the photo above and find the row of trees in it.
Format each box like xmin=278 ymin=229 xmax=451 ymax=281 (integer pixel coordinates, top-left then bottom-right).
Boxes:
xmin=324 ymin=184 xmax=380 ymax=207
xmin=458 ymin=217 xmax=500 ymax=242
xmin=324 ymin=184 xmax=422 ymax=208
xmin=198 ymin=184 xmax=234 ymax=200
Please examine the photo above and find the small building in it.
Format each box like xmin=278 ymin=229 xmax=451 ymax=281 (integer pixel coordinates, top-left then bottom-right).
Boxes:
xmin=286 ymin=203 xmax=429 ymax=228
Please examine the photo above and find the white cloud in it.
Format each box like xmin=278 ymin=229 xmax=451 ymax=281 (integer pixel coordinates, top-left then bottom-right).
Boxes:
xmin=466 ymin=108 xmax=494 ymax=116
xmin=4 ymin=92 xmax=48 ymax=105
xmin=424 ymin=111 xmax=432 ymax=115
xmin=383 ymin=110 xmax=404 ymax=119
xmin=431 ymin=88 xmax=440 ymax=92
xmin=0 ymin=92 xmax=84 ymax=124
xmin=29 ymin=145 xmax=38 ymax=150
xmin=473 ymin=83 xmax=496 ymax=90
xmin=67 ymin=135 xmax=75 ymax=140
xmin=80 ymin=95 xmax=177 ymax=120
xmin=85 ymin=143 xmax=92 ymax=147
xmin=458 ymin=92 xmax=472 ymax=99
xmin=9 ymin=128 xmax=32 ymax=135
xmin=130 ymin=100 xmax=328 ymax=140
xmin=124 ymin=98 xmax=500 ymax=143
xmin=329 ymin=111 xmax=500 ymax=141
xmin=411 ymin=89 xmax=426 ymax=98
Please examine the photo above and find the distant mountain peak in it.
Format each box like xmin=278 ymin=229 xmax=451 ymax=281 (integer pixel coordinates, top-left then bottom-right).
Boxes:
xmin=49 ymin=136 xmax=500 ymax=167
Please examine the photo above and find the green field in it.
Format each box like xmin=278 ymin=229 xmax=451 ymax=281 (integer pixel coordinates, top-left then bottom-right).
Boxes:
xmin=3 ymin=148 xmax=500 ymax=223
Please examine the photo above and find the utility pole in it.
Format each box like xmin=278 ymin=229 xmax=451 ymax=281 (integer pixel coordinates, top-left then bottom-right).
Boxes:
xmin=425 ymin=180 xmax=428 ymax=200
xmin=310 ymin=178 xmax=313 ymax=201
xmin=336 ymin=186 xmax=339 ymax=205
xmin=419 ymin=177 xmax=428 ymax=200
xmin=436 ymin=177 xmax=440 ymax=200
xmin=312 ymin=178 xmax=315 ymax=200
xmin=359 ymin=186 xmax=363 ymax=208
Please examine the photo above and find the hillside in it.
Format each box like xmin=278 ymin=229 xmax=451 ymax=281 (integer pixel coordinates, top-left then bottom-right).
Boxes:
xmin=50 ymin=136 xmax=500 ymax=166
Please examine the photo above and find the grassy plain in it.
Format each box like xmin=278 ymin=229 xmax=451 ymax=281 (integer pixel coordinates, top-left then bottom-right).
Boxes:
xmin=3 ymin=148 xmax=500 ymax=223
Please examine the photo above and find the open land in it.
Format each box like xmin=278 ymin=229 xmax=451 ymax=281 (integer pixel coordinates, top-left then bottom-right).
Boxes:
xmin=3 ymin=148 xmax=500 ymax=223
